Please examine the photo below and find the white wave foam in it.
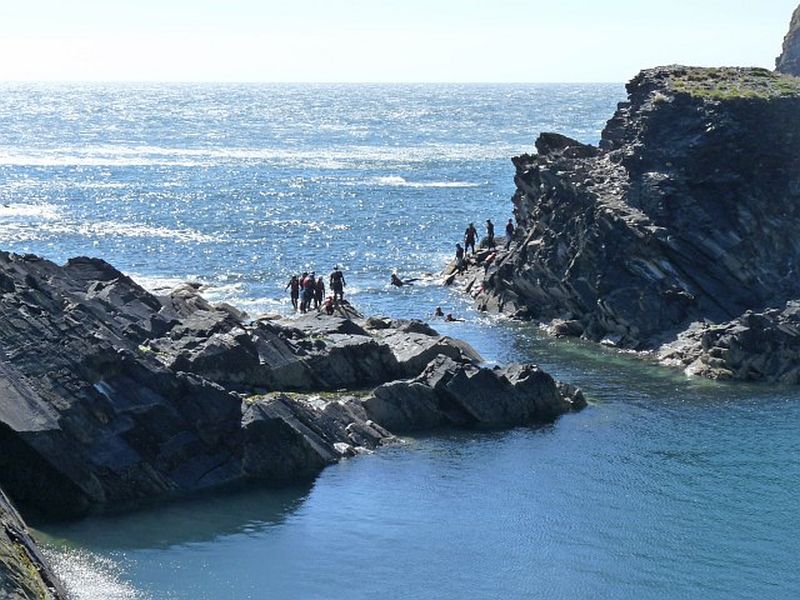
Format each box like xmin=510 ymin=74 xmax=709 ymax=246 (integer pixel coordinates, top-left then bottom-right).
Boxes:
xmin=43 ymin=547 xmax=150 ymax=600
xmin=0 ymin=142 xmax=516 ymax=168
xmin=371 ymin=175 xmax=483 ymax=188
xmin=0 ymin=203 xmax=60 ymax=219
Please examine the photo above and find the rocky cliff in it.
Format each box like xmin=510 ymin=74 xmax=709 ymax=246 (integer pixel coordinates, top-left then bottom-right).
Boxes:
xmin=0 ymin=489 xmax=66 ymax=599
xmin=777 ymin=4 xmax=800 ymax=75
xmin=0 ymin=251 xmax=584 ymax=524
xmin=458 ymin=66 xmax=800 ymax=382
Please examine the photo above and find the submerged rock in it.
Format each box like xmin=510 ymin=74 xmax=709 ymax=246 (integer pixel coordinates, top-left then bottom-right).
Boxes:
xmin=0 ymin=251 xmax=582 ymax=522
xmin=456 ymin=65 xmax=800 ymax=382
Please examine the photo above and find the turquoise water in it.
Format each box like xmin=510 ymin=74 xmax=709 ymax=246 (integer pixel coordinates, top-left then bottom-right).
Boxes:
xmin=2 ymin=84 xmax=799 ymax=599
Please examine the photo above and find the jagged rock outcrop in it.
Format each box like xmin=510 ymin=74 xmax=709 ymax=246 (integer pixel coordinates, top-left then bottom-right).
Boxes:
xmin=0 ymin=488 xmax=66 ymax=599
xmin=777 ymin=4 xmax=800 ymax=76
xmin=363 ymin=356 xmax=585 ymax=432
xmin=657 ymin=302 xmax=800 ymax=383
xmin=0 ymin=251 xmax=582 ymax=521
xmin=455 ymin=66 xmax=800 ymax=382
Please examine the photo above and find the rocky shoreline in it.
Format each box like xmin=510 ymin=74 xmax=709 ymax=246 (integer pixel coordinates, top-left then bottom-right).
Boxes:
xmin=447 ymin=65 xmax=800 ymax=384
xmin=0 ymin=250 xmax=585 ymax=596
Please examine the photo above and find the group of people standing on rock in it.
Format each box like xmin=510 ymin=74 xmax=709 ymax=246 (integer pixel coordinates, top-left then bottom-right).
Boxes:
xmin=286 ymin=266 xmax=346 ymax=315
xmin=455 ymin=218 xmax=515 ymax=273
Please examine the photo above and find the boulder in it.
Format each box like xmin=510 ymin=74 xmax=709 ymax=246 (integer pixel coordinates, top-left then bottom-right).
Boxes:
xmin=362 ymin=356 xmax=585 ymax=433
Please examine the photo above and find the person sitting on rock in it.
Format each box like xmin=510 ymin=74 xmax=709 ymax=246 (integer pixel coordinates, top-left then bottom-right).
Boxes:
xmin=323 ymin=295 xmax=335 ymax=315
xmin=505 ymin=218 xmax=515 ymax=249
xmin=464 ymin=223 xmax=477 ymax=255
xmin=285 ymin=275 xmax=300 ymax=311
xmin=486 ymin=219 xmax=495 ymax=248
xmin=330 ymin=266 xmax=346 ymax=301
xmin=314 ymin=276 xmax=325 ymax=310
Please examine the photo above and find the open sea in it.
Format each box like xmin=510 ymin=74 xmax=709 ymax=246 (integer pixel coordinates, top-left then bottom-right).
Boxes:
xmin=1 ymin=83 xmax=799 ymax=600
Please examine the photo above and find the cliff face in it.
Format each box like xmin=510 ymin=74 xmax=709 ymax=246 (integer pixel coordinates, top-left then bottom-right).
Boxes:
xmin=776 ymin=4 xmax=800 ymax=75
xmin=472 ymin=66 xmax=800 ymax=378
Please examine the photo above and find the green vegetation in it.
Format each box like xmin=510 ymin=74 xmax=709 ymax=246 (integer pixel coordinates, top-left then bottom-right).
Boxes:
xmin=665 ymin=66 xmax=800 ymax=100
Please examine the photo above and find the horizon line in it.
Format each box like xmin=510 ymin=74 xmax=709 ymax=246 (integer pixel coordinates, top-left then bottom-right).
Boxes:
xmin=0 ymin=79 xmax=626 ymax=86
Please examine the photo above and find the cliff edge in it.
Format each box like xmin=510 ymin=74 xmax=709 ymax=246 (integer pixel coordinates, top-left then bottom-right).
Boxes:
xmin=777 ymin=4 xmax=800 ymax=75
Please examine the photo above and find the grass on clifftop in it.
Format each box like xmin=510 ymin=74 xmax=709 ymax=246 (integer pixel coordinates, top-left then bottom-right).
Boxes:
xmin=666 ymin=67 xmax=800 ymax=100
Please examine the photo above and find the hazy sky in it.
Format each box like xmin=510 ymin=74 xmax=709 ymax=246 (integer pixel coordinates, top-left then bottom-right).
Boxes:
xmin=1 ymin=0 xmax=797 ymax=82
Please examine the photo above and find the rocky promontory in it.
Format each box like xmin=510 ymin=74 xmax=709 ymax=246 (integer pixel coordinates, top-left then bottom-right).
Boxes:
xmin=453 ymin=66 xmax=800 ymax=382
xmin=777 ymin=4 xmax=800 ymax=76
xmin=0 ymin=251 xmax=584 ymax=525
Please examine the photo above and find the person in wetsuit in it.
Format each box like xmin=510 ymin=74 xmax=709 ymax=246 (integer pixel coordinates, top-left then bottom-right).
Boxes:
xmin=285 ymin=275 xmax=300 ymax=311
xmin=486 ymin=219 xmax=495 ymax=248
xmin=314 ymin=276 xmax=325 ymax=310
xmin=455 ymin=243 xmax=465 ymax=272
xmin=505 ymin=218 xmax=515 ymax=249
xmin=464 ymin=223 xmax=477 ymax=255
xmin=391 ymin=273 xmax=419 ymax=287
xmin=330 ymin=266 xmax=346 ymax=301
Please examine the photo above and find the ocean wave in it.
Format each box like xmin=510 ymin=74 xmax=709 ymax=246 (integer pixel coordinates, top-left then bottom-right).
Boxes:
xmin=0 ymin=220 xmax=217 ymax=245
xmin=0 ymin=202 xmax=59 ymax=219
xmin=0 ymin=142 xmax=517 ymax=169
xmin=371 ymin=176 xmax=484 ymax=188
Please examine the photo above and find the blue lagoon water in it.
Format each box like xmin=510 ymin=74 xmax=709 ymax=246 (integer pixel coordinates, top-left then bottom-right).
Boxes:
xmin=1 ymin=84 xmax=799 ymax=599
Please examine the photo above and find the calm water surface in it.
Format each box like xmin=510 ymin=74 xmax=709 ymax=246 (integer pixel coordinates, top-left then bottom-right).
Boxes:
xmin=1 ymin=84 xmax=798 ymax=599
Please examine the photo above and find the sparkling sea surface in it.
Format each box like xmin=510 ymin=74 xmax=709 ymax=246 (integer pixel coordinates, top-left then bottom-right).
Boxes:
xmin=1 ymin=83 xmax=798 ymax=600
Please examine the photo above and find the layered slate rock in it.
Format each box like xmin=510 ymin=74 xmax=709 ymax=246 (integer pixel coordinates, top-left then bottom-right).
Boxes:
xmin=458 ymin=66 xmax=800 ymax=381
xmin=0 ymin=251 xmax=582 ymax=521
xmin=362 ymin=356 xmax=585 ymax=432
xmin=657 ymin=302 xmax=800 ymax=383
xmin=0 ymin=488 xmax=66 ymax=599
xmin=777 ymin=4 xmax=800 ymax=76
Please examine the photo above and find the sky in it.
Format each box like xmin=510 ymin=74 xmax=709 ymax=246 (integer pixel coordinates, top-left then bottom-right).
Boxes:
xmin=0 ymin=0 xmax=797 ymax=82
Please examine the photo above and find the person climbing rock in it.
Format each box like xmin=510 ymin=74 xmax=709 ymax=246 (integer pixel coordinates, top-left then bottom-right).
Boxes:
xmin=330 ymin=265 xmax=346 ymax=301
xmin=285 ymin=274 xmax=300 ymax=311
xmin=505 ymin=218 xmax=515 ymax=249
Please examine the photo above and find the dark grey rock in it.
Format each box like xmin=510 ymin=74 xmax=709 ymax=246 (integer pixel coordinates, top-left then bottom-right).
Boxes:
xmin=451 ymin=65 xmax=800 ymax=382
xmin=362 ymin=356 xmax=584 ymax=433
xmin=0 ymin=487 xmax=67 ymax=599
xmin=0 ymin=249 xmax=583 ymax=522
